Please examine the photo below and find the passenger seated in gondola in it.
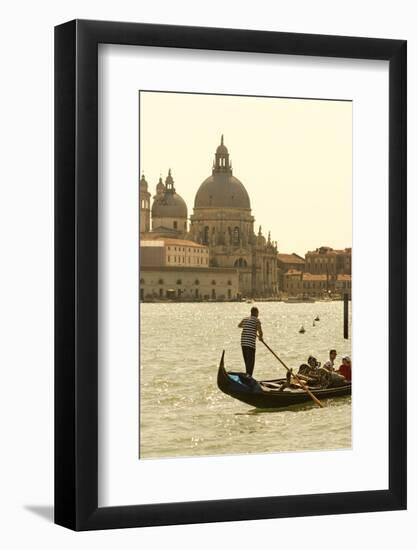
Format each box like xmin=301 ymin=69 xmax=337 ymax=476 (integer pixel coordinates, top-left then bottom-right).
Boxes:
xmin=298 ymin=356 xmax=320 ymax=377
xmin=320 ymin=348 xmax=347 ymax=386
xmin=337 ymin=355 xmax=352 ymax=381
xmin=323 ymin=349 xmax=337 ymax=372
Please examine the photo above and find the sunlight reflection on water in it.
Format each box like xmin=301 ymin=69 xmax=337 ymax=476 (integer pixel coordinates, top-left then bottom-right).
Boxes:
xmin=140 ymin=301 xmax=352 ymax=458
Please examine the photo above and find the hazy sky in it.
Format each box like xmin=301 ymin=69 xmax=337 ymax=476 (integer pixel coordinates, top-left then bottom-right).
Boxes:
xmin=140 ymin=91 xmax=352 ymax=256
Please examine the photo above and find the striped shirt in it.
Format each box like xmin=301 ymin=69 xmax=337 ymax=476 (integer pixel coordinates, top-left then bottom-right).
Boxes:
xmin=240 ymin=316 xmax=261 ymax=349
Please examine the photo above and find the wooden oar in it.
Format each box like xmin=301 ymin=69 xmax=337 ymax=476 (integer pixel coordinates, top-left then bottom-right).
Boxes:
xmin=260 ymin=339 xmax=324 ymax=408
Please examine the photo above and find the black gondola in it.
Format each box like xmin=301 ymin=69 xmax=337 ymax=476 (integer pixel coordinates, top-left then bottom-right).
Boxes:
xmin=217 ymin=351 xmax=351 ymax=409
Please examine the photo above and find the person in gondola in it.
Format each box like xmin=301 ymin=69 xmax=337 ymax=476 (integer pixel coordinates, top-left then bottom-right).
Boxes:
xmin=337 ymin=355 xmax=352 ymax=381
xmin=298 ymin=355 xmax=320 ymax=376
xmin=323 ymin=349 xmax=337 ymax=372
xmin=238 ymin=306 xmax=263 ymax=377
xmin=297 ymin=356 xmax=321 ymax=386
xmin=321 ymin=349 xmax=348 ymax=387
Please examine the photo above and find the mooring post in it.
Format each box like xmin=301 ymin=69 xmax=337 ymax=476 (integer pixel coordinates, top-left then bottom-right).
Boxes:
xmin=343 ymin=293 xmax=349 ymax=339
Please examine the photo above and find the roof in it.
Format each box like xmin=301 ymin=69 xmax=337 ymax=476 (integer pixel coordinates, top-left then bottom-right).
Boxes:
xmin=140 ymin=266 xmax=237 ymax=273
xmin=163 ymin=238 xmax=208 ymax=248
xmin=149 ymin=226 xmax=180 ymax=236
xmin=285 ymin=269 xmax=303 ymax=276
xmin=141 ymin=240 xmax=164 ymax=247
xmin=302 ymin=273 xmax=327 ymax=281
xmin=140 ymin=237 xmax=208 ymax=248
xmin=336 ymin=274 xmax=352 ymax=281
xmin=306 ymin=247 xmax=351 ymax=256
xmin=277 ymin=253 xmax=305 ymax=264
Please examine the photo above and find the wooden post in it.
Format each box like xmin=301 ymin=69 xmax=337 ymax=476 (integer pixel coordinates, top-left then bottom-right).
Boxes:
xmin=343 ymin=293 xmax=349 ymax=339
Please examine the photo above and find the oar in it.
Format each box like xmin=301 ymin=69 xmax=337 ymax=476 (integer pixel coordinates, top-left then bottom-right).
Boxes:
xmin=260 ymin=339 xmax=324 ymax=408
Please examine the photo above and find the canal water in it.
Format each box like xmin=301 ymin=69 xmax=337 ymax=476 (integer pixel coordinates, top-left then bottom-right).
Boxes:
xmin=140 ymin=301 xmax=351 ymax=458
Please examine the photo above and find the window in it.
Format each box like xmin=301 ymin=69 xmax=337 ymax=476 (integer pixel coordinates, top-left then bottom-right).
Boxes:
xmin=234 ymin=258 xmax=247 ymax=268
xmin=212 ymin=280 xmax=216 ymax=285
xmin=140 ymin=278 xmax=145 ymax=284
xmin=176 ymin=279 xmax=182 ymax=285
xmin=233 ymin=227 xmax=240 ymax=245
xmin=158 ymin=279 xmax=164 ymax=285
xmin=173 ymin=221 xmax=178 ymax=229
xmin=227 ymin=280 xmax=232 ymax=286
xmin=194 ymin=279 xmax=200 ymax=285
xmin=203 ymin=226 xmax=209 ymax=245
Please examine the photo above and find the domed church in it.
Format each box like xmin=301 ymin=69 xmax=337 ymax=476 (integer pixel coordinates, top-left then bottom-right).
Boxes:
xmin=140 ymin=136 xmax=279 ymax=298
xmin=189 ymin=136 xmax=278 ymax=297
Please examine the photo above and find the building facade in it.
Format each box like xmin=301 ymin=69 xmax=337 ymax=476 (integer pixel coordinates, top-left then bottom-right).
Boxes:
xmin=140 ymin=238 xmax=209 ymax=268
xmin=283 ymin=270 xmax=352 ymax=298
xmin=305 ymin=246 xmax=352 ymax=275
xmin=140 ymin=138 xmax=351 ymax=301
xmin=276 ymin=253 xmax=305 ymax=291
xmin=188 ymin=136 xmax=278 ymax=298
xmin=140 ymin=266 xmax=239 ymax=301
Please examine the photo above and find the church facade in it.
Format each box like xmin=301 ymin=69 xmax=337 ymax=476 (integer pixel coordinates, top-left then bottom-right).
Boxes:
xmin=140 ymin=136 xmax=279 ymax=298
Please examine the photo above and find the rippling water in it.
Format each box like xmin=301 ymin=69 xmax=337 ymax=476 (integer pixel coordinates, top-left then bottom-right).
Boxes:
xmin=140 ymin=301 xmax=351 ymax=458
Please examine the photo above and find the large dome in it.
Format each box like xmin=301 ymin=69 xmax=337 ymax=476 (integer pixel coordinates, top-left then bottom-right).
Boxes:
xmin=152 ymin=192 xmax=187 ymax=218
xmin=194 ymin=173 xmax=251 ymax=209
xmin=194 ymin=136 xmax=251 ymax=210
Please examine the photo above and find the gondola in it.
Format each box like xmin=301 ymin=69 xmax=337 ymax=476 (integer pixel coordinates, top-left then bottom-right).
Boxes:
xmin=217 ymin=351 xmax=351 ymax=409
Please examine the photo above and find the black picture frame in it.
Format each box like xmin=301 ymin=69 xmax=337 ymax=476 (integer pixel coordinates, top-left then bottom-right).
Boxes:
xmin=55 ymin=19 xmax=407 ymax=531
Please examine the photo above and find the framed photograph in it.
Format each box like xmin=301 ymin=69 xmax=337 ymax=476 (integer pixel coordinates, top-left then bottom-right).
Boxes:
xmin=55 ymin=20 xmax=406 ymax=530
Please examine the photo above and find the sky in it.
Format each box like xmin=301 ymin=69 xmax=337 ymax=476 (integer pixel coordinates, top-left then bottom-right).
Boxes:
xmin=139 ymin=91 xmax=352 ymax=257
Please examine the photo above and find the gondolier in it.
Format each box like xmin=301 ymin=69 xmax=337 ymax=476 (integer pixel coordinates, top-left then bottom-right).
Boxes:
xmin=238 ymin=307 xmax=263 ymax=376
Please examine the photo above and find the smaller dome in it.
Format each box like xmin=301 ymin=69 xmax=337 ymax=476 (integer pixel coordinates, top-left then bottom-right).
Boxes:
xmin=152 ymin=193 xmax=187 ymax=218
xmin=151 ymin=169 xmax=187 ymax=219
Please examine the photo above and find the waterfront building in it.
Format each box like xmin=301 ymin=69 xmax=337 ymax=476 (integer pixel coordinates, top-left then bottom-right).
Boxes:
xmin=139 ymin=138 xmax=351 ymax=301
xmin=335 ymin=273 xmax=352 ymax=299
xmin=276 ymin=253 xmax=305 ymax=291
xmin=305 ymin=246 xmax=351 ymax=275
xmin=140 ymin=265 xmax=239 ymax=301
xmin=140 ymin=238 xmax=209 ymax=268
xmin=282 ymin=269 xmax=303 ymax=296
xmin=301 ymin=273 xmax=329 ymax=297
xmin=283 ymin=270 xmax=352 ymax=299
